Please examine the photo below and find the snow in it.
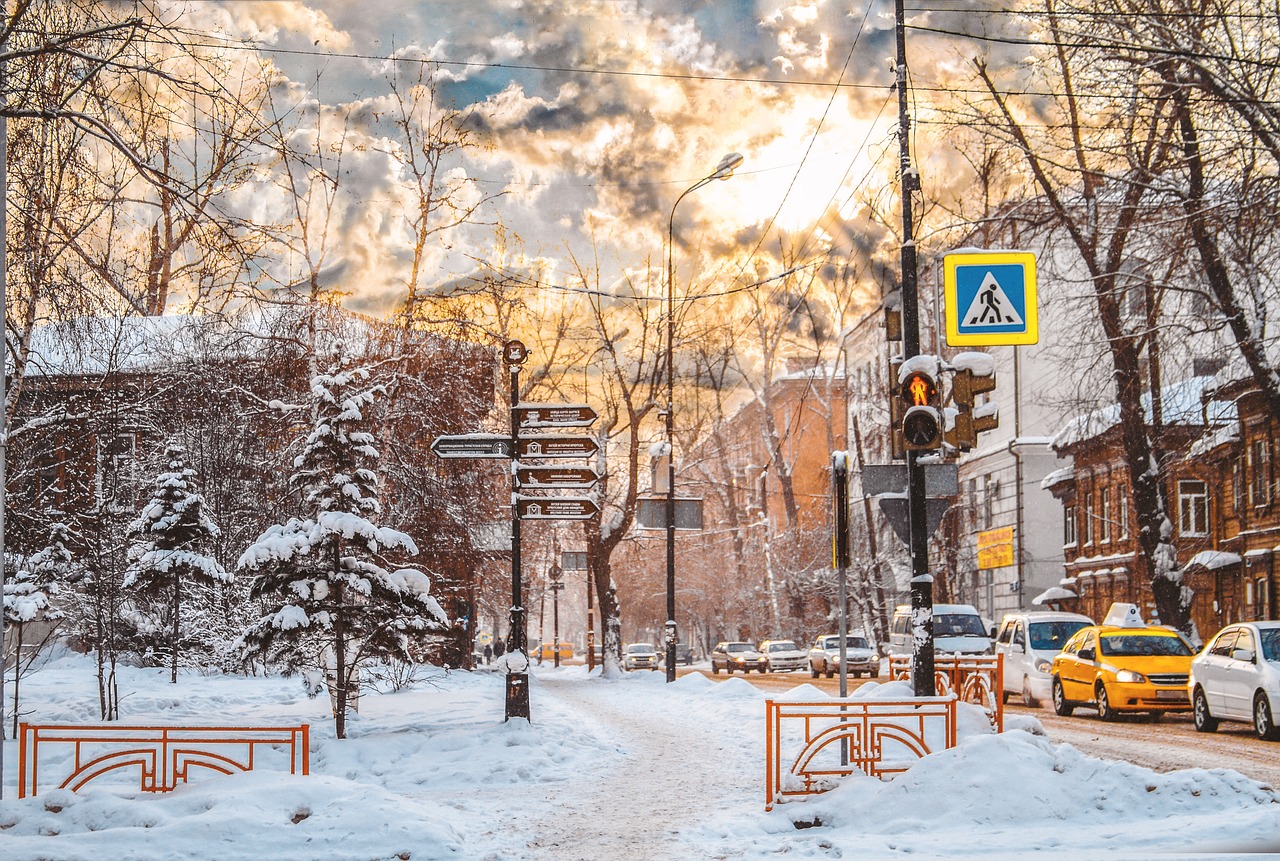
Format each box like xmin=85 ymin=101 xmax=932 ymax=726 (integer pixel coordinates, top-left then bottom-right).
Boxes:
xmin=2 ymin=652 xmax=1278 ymax=859
xmin=1183 ymin=550 xmax=1243 ymax=571
xmin=1052 ymin=375 xmax=1229 ymax=451
xmin=950 ymin=351 xmax=996 ymax=376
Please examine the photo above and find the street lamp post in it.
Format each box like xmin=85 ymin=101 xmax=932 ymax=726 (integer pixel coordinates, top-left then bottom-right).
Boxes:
xmin=664 ymin=152 xmax=743 ymax=683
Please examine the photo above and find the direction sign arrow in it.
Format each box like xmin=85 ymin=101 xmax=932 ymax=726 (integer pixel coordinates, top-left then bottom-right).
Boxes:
xmin=516 ymin=435 xmax=599 ymax=459
xmin=517 ymin=467 xmax=600 ymax=489
xmin=515 ymin=403 xmax=598 ymax=428
xmin=431 ymin=434 xmax=513 ymax=459
xmin=516 ymin=496 xmax=600 ymax=520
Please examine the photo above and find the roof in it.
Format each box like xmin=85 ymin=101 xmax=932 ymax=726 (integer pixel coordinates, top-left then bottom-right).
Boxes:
xmin=1039 ymin=466 xmax=1074 ymax=491
xmin=1051 ymin=376 xmax=1231 ymax=452
xmin=1183 ymin=550 xmax=1243 ymax=572
xmin=1031 ymin=587 xmax=1077 ymax=605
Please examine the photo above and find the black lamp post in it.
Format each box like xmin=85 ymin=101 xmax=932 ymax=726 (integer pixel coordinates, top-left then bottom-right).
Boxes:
xmin=664 ymin=152 xmax=743 ymax=683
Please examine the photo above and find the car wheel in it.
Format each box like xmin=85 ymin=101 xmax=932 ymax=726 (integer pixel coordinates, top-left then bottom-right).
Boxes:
xmin=810 ymin=665 xmax=819 ymax=679
xmin=1052 ymin=677 xmax=1075 ymax=717
xmin=1254 ymin=692 xmax=1280 ymax=741
xmin=1192 ymin=687 xmax=1218 ymax=733
xmin=727 ymin=665 xmax=734 ymax=674
xmin=1022 ymin=678 xmax=1039 ymax=708
xmin=1095 ymin=683 xmax=1117 ymax=721
xmin=758 ymin=666 xmax=767 ymax=674
xmin=825 ymin=668 xmax=834 ymax=679
xmin=871 ymin=669 xmax=880 ymax=679
xmin=712 ymin=663 xmax=720 ymax=675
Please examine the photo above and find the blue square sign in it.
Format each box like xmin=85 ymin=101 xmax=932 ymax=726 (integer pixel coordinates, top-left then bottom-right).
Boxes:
xmin=944 ymin=250 xmax=1038 ymax=346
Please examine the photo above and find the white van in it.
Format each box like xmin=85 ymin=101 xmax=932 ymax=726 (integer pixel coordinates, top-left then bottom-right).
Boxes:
xmin=889 ymin=603 xmax=993 ymax=657
xmin=995 ymin=610 xmax=1094 ymax=707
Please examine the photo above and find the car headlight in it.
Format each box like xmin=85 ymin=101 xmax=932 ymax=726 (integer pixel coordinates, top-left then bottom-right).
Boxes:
xmin=1115 ymin=670 xmax=1146 ymax=684
xmin=735 ymin=656 xmax=745 ymax=663
xmin=1034 ymin=658 xmax=1052 ymax=673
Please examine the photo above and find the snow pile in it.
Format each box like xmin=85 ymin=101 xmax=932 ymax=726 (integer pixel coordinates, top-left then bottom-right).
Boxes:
xmin=1 ymin=652 xmax=1277 ymax=860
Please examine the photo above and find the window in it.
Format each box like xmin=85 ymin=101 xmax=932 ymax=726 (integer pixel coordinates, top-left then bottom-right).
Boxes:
xmin=1251 ymin=438 xmax=1271 ymax=507
xmin=967 ymin=478 xmax=979 ymax=527
xmin=1178 ymin=480 xmax=1209 ymax=537
xmin=1099 ymin=487 xmax=1111 ymax=544
xmin=96 ymin=432 xmax=137 ymax=511
xmin=1118 ymin=485 xmax=1129 ymax=539
xmin=1082 ymin=490 xmax=1094 ymax=545
xmin=1233 ymin=459 xmax=1244 ymax=516
xmin=982 ymin=476 xmax=996 ymax=529
xmin=1064 ymin=504 xmax=1077 ymax=546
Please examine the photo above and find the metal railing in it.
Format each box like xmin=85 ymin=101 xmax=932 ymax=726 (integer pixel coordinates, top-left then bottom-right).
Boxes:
xmin=888 ymin=653 xmax=1004 ymax=731
xmin=18 ymin=723 xmax=310 ymax=797
xmin=765 ymin=697 xmax=956 ymax=810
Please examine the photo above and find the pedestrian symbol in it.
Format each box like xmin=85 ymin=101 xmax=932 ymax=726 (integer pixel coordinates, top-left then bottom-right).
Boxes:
xmin=943 ymin=250 xmax=1038 ymax=346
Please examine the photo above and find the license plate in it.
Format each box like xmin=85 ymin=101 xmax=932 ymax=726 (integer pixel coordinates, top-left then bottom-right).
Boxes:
xmin=1155 ymin=689 xmax=1188 ymax=701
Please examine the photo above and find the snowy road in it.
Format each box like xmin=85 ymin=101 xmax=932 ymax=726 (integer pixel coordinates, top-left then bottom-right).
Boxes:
xmin=462 ymin=672 xmax=758 ymax=861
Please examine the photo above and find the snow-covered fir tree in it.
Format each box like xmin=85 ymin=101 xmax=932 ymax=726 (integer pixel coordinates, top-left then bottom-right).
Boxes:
xmin=124 ymin=443 xmax=230 ymax=683
xmin=238 ymin=350 xmax=447 ymax=739
xmin=4 ymin=522 xmax=74 ymax=736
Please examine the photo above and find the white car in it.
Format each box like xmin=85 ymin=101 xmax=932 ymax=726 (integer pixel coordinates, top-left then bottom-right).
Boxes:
xmin=1189 ymin=621 xmax=1280 ymax=740
xmin=758 ymin=639 xmax=807 ymax=672
xmin=995 ymin=611 xmax=1093 ymax=707
xmin=623 ymin=643 xmax=660 ymax=671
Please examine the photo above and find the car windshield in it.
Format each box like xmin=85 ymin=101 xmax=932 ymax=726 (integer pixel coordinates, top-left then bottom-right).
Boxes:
xmin=726 ymin=643 xmax=752 ymax=653
xmin=1028 ymin=620 xmax=1090 ymax=651
xmin=769 ymin=642 xmax=798 ymax=652
xmin=824 ymin=637 xmax=869 ymax=650
xmin=1099 ymin=633 xmax=1193 ymax=657
xmin=1260 ymin=628 xmax=1280 ymax=662
xmin=627 ymin=644 xmax=653 ymax=654
xmin=934 ymin=614 xmax=988 ymax=637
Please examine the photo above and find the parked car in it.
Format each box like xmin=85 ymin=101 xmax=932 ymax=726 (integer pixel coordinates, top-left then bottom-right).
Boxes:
xmin=1189 ymin=621 xmax=1280 ymax=740
xmin=1051 ymin=607 xmax=1195 ymax=720
xmin=890 ymin=603 xmax=992 ymax=656
xmin=807 ymin=634 xmax=880 ymax=678
xmin=673 ymin=643 xmax=695 ymax=665
xmin=995 ymin=611 xmax=1093 ymax=706
xmin=710 ymin=641 xmax=765 ymax=674
xmin=623 ymin=642 xmax=660 ymax=671
xmin=758 ymin=639 xmax=807 ymax=673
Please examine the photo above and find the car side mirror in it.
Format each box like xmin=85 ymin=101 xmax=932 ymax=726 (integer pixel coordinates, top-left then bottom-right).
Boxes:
xmin=1232 ymin=647 xmax=1256 ymax=663
xmin=1078 ymin=647 xmax=1095 ymax=662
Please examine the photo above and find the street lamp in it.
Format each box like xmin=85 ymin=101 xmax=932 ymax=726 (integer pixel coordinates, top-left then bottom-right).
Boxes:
xmin=664 ymin=151 xmax=743 ymax=683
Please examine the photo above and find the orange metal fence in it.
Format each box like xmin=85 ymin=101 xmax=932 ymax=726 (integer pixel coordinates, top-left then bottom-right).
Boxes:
xmin=888 ymin=653 xmax=1004 ymax=731
xmin=765 ymin=697 xmax=956 ymax=810
xmin=18 ymin=723 xmax=310 ymax=798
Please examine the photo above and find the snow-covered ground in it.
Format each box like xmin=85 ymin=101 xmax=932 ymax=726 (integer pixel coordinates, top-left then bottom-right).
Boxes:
xmin=2 ymin=651 xmax=1279 ymax=860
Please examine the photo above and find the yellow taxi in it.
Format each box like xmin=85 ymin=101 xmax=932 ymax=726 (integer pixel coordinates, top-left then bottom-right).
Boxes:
xmin=1050 ymin=605 xmax=1195 ymax=721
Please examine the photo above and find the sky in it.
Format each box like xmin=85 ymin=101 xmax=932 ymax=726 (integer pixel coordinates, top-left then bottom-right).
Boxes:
xmin=163 ymin=0 xmax=1036 ymax=317
xmin=2 ymin=649 xmax=1279 ymax=860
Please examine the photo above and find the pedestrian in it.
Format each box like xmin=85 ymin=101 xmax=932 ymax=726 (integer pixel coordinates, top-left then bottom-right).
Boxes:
xmin=483 ymin=643 xmax=493 ymax=665
xmin=494 ymin=637 xmax=505 ymax=658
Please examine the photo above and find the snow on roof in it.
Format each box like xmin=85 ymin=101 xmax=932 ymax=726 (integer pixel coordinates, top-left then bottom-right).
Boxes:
xmin=1032 ymin=586 xmax=1076 ymax=605
xmin=1188 ymin=419 xmax=1241 ymax=459
xmin=1039 ymin=466 xmax=1074 ymax=490
xmin=20 ymin=315 xmax=213 ymax=377
xmin=1183 ymin=550 xmax=1243 ymax=572
xmin=951 ymin=351 xmax=995 ymax=376
xmin=1051 ymin=375 xmax=1220 ymax=451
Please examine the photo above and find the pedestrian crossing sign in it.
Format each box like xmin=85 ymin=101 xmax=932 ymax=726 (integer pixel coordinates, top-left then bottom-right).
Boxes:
xmin=943 ymin=250 xmax=1039 ymax=346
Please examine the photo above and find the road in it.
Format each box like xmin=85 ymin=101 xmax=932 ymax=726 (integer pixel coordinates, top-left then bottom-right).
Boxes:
xmin=686 ymin=666 xmax=1280 ymax=788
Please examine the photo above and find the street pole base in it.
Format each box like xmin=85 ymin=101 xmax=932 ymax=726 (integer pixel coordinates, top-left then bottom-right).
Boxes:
xmin=505 ymin=672 xmax=530 ymax=721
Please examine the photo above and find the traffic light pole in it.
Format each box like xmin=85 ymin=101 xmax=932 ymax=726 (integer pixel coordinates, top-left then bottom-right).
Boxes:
xmin=895 ymin=0 xmax=935 ymax=698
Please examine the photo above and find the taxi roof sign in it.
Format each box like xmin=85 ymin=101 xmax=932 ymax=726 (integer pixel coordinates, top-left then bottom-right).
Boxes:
xmin=944 ymin=250 xmax=1038 ymax=346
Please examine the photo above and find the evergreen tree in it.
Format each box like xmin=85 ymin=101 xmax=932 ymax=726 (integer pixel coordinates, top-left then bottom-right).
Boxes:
xmin=238 ymin=351 xmax=447 ymax=738
xmin=124 ymin=443 xmax=230 ymax=683
xmin=4 ymin=522 xmax=74 ymax=737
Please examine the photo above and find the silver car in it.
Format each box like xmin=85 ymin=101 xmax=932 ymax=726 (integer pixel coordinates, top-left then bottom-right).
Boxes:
xmin=808 ymin=634 xmax=880 ymax=679
xmin=1189 ymin=622 xmax=1280 ymax=740
xmin=758 ymin=639 xmax=807 ymax=672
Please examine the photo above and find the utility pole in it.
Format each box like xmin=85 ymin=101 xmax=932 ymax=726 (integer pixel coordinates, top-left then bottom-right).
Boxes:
xmin=895 ymin=0 xmax=935 ymax=697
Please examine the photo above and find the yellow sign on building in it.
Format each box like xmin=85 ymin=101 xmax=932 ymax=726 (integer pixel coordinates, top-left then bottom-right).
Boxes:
xmin=977 ymin=525 xmax=1015 ymax=569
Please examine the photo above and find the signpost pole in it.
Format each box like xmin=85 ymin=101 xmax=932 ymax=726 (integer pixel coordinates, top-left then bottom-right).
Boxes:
xmin=504 ymin=343 xmax=531 ymax=721
xmin=832 ymin=452 xmax=851 ymax=766
xmin=895 ymin=0 xmax=935 ymax=698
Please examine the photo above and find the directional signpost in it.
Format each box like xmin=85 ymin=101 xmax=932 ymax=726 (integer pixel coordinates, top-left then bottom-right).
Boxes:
xmin=516 ymin=496 xmax=599 ymax=520
xmin=943 ymin=249 xmax=1038 ymax=346
xmin=517 ymin=467 xmax=599 ymax=489
xmin=516 ymin=435 xmax=598 ymax=459
xmin=430 ymin=434 xmax=513 ymax=459
xmin=515 ymin=404 xmax=598 ymax=428
xmin=430 ymin=348 xmax=602 ymax=723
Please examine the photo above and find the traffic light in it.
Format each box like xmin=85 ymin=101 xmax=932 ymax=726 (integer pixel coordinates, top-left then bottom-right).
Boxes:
xmin=946 ymin=359 xmax=998 ymax=451
xmin=898 ymin=362 xmax=942 ymax=451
